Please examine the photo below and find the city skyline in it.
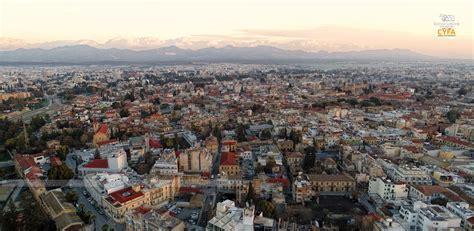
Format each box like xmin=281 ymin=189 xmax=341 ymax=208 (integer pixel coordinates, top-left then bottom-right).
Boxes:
xmin=0 ymin=0 xmax=472 ymax=59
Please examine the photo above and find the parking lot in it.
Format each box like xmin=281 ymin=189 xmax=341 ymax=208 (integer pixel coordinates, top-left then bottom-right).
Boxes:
xmin=167 ymin=204 xmax=201 ymax=226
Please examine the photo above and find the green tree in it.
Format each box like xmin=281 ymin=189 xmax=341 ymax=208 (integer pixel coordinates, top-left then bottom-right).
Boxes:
xmin=119 ymin=108 xmax=129 ymax=118
xmin=48 ymin=164 xmax=74 ymax=180
xmin=260 ymin=129 xmax=272 ymax=140
xmin=446 ymin=110 xmax=460 ymax=123
xmin=257 ymin=200 xmax=275 ymax=218
xmin=302 ymin=146 xmax=317 ymax=171
xmin=458 ymin=86 xmax=468 ymax=96
xmin=245 ymin=182 xmax=257 ymax=204
xmin=0 ymin=201 xmax=19 ymax=231
xmin=65 ymin=191 xmax=79 ymax=204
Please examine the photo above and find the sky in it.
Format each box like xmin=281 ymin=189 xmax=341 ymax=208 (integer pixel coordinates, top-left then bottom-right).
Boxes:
xmin=0 ymin=0 xmax=472 ymax=59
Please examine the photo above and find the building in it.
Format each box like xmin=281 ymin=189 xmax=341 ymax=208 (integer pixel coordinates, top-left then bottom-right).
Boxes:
xmin=102 ymin=185 xmax=147 ymax=223
xmin=277 ymin=139 xmax=294 ymax=152
xmin=178 ymin=147 xmax=212 ymax=173
xmin=446 ymin=202 xmax=474 ymax=231
xmin=125 ymin=206 xmax=185 ymax=231
xmin=396 ymin=201 xmax=461 ymax=231
xmin=409 ymin=185 xmax=462 ymax=202
xmin=219 ymin=152 xmax=240 ymax=176
xmin=14 ymin=154 xmax=46 ymax=201
xmin=78 ymin=148 xmax=128 ymax=176
xmin=292 ymin=174 xmax=313 ymax=203
xmin=40 ymin=189 xmax=85 ymax=231
xmin=389 ymin=165 xmax=432 ymax=185
xmin=93 ymin=123 xmax=110 ymax=147
xmin=285 ymin=152 xmax=304 ymax=174
xmin=83 ymin=173 xmax=129 ymax=206
xmin=206 ymin=200 xmax=256 ymax=231
xmin=308 ymin=174 xmax=356 ymax=193
xmin=368 ymin=177 xmax=408 ymax=202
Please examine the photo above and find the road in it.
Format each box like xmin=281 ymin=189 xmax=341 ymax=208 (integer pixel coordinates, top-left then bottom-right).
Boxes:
xmin=8 ymin=94 xmax=63 ymax=122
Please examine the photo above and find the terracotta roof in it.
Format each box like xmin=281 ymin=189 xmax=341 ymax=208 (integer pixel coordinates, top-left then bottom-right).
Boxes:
xmin=83 ymin=159 xmax=109 ymax=169
xmin=149 ymin=139 xmax=162 ymax=149
xmin=134 ymin=206 xmax=152 ymax=215
xmin=179 ymin=187 xmax=201 ymax=193
xmin=438 ymin=136 xmax=472 ymax=147
xmin=286 ymin=152 xmax=304 ymax=158
xmin=109 ymin=187 xmax=144 ymax=204
xmin=96 ymin=124 xmax=108 ymax=135
xmin=267 ymin=178 xmax=290 ymax=185
xmin=15 ymin=154 xmax=37 ymax=171
xmin=467 ymin=217 xmax=474 ymax=225
xmin=50 ymin=156 xmax=62 ymax=167
xmin=413 ymin=185 xmax=463 ymax=202
xmin=220 ymin=152 xmax=238 ymax=166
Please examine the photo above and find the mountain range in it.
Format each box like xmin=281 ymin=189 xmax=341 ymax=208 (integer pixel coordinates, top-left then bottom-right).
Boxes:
xmin=0 ymin=45 xmax=435 ymax=63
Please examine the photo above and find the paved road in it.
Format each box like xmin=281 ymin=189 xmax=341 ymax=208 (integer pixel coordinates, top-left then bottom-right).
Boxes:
xmin=8 ymin=94 xmax=63 ymax=122
xmin=0 ymin=160 xmax=14 ymax=168
xmin=359 ymin=193 xmax=376 ymax=213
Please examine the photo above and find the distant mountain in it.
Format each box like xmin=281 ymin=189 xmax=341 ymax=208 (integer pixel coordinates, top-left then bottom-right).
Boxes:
xmin=0 ymin=45 xmax=435 ymax=63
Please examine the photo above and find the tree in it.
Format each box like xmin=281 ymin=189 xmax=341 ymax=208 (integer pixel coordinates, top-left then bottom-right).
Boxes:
xmin=48 ymin=164 xmax=74 ymax=180
xmin=66 ymin=191 xmax=79 ymax=204
xmin=213 ymin=125 xmax=222 ymax=142
xmin=57 ymin=145 xmax=69 ymax=161
xmin=102 ymin=224 xmax=110 ymax=231
xmin=0 ymin=201 xmax=18 ymax=231
xmin=94 ymin=148 xmax=101 ymax=159
xmin=260 ymin=129 xmax=272 ymax=140
xmin=245 ymin=182 xmax=257 ymax=204
xmin=458 ymin=86 xmax=468 ymax=96
xmin=446 ymin=110 xmax=460 ymax=123
xmin=19 ymin=192 xmax=48 ymax=229
xmin=119 ymin=108 xmax=129 ymax=118
xmin=257 ymin=200 xmax=275 ymax=218
xmin=236 ymin=124 xmax=247 ymax=142
xmin=302 ymin=146 xmax=317 ymax=171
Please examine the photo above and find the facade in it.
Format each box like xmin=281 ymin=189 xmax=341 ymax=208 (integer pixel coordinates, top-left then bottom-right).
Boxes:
xmin=219 ymin=152 xmax=240 ymax=176
xmin=368 ymin=177 xmax=408 ymax=202
xmin=446 ymin=202 xmax=474 ymax=231
xmin=93 ymin=123 xmax=110 ymax=147
xmin=307 ymin=174 xmax=356 ymax=193
xmin=390 ymin=165 xmax=432 ymax=185
xmin=396 ymin=201 xmax=461 ymax=231
xmin=178 ymin=147 xmax=212 ymax=172
xmin=292 ymin=174 xmax=313 ymax=203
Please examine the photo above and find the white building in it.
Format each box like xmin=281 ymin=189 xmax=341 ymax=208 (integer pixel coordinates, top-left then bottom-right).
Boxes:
xmin=368 ymin=177 xmax=408 ymax=203
xmin=84 ymin=173 xmax=129 ymax=206
xmin=388 ymin=165 xmax=432 ymax=185
xmin=446 ymin=202 xmax=474 ymax=230
xmin=396 ymin=201 xmax=461 ymax=231
xmin=78 ymin=148 xmax=129 ymax=176
xmin=206 ymin=200 xmax=255 ymax=231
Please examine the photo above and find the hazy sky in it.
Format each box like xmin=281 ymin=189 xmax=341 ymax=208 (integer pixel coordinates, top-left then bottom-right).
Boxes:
xmin=0 ymin=0 xmax=472 ymax=58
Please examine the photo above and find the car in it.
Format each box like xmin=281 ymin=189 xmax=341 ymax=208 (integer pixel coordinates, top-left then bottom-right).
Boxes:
xmin=82 ymin=190 xmax=88 ymax=195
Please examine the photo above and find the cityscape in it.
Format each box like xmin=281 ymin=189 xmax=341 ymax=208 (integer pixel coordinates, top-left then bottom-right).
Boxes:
xmin=0 ymin=1 xmax=473 ymax=231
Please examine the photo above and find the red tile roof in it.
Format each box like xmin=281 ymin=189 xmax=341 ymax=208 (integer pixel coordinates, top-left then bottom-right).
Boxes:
xmin=50 ymin=156 xmax=62 ymax=167
xmin=267 ymin=178 xmax=290 ymax=185
xmin=149 ymin=139 xmax=162 ymax=149
xmin=109 ymin=187 xmax=144 ymax=204
xmin=438 ymin=136 xmax=472 ymax=147
xmin=83 ymin=159 xmax=109 ymax=169
xmin=97 ymin=124 xmax=109 ymax=135
xmin=15 ymin=154 xmax=37 ymax=171
xmin=179 ymin=187 xmax=201 ymax=193
xmin=220 ymin=152 xmax=238 ymax=166
xmin=134 ymin=206 xmax=152 ymax=215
